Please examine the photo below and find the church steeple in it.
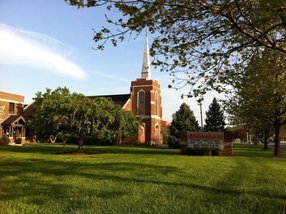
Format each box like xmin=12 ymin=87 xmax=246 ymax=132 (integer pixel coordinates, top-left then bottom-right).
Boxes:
xmin=141 ymin=28 xmax=151 ymax=79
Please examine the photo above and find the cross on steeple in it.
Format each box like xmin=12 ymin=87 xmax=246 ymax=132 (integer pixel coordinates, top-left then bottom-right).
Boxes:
xmin=141 ymin=28 xmax=151 ymax=79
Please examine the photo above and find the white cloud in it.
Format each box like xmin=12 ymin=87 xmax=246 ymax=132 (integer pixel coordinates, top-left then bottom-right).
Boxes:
xmin=92 ymin=70 xmax=131 ymax=83
xmin=0 ymin=24 xmax=87 ymax=80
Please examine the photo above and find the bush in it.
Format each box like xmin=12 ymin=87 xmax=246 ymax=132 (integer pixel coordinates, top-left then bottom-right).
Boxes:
xmin=187 ymin=148 xmax=222 ymax=156
xmin=168 ymin=135 xmax=180 ymax=148
xmin=211 ymin=149 xmax=222 ymax=156
xmin=0 ymin=136 xmax=10 ymax=145
xmin=187 ymin=148 xmax=212 ymax=156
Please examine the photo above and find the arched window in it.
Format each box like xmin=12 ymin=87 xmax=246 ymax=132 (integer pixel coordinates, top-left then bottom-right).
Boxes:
xmin=138 ymin=91 xmax=145 ymax=115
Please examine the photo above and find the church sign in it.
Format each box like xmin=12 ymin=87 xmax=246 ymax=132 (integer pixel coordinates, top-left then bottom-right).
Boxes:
xmin=186 ymin=132 xmax=224 ymax=150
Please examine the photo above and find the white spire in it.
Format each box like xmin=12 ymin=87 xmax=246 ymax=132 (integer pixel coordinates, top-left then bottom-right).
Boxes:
xmin=141 ymin=28 xmax=151 ymax=79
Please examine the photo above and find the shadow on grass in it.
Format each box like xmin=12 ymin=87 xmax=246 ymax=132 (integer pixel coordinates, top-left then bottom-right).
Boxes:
xmin=232 ymin=144 xmax=286 ymax=159
xmin=0 ymin=144 xmax=180 ymax=156
xmin=1 ymin=143 xmax=286 ymax=213
xmin=1 ymin=157 xmax=285 ymax=204
xmin=1 ymin=144 xmax=284 ymax=164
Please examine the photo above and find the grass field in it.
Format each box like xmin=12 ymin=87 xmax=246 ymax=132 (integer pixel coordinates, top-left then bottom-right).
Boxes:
xmin=0 ymin=144 xmax=285 ymax=214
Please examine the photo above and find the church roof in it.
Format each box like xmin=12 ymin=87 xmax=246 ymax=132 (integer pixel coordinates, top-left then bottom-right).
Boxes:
xmin=1 ymin=115 xmax=25 ymax=126
xmin=22 ymin=101 xmax=36 ymax=120
xmin=88 ymin=94 xmax=130 ymax=107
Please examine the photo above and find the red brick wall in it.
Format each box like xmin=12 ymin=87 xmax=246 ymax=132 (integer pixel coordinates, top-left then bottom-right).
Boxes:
xmin=223 ymin=131 xmax=233 ymax=156
xmin=130 ymin=78 xmax=163 ymax=144
xmin=123 ymin=99 xmax=132 ymax=111
xmin=0 ymin=91 xmax=24 ymax=119
xmin=0 ymin=91 xmax=24 ymax=103
xmin=161 ymin=120 xmax=170 ymax=129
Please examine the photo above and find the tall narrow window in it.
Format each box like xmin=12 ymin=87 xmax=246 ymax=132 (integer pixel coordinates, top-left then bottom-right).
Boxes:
xmin=9 ymin=102 xmax=15 ymax=114
xmin=138 ymin=91 xmax=145 ymax=115
xmin=155 ymin=92 xmax=158 ymax=115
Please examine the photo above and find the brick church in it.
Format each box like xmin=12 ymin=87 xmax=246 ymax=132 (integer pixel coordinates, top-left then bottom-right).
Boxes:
xmin=0 ymin=33 xmax=169 ymax=145
xmin=87 ymin=32 xmax=168 ymax=144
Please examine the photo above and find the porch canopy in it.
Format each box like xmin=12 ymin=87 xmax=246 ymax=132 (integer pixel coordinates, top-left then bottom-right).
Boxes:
xmin=1 ymin=115 xmax=26 ymax=143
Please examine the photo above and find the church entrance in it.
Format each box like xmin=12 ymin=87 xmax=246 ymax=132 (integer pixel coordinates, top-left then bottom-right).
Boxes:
xmin=155 ymin=125 xmax=160 ymax=145
xmin=1 ymin=116 xmax=26 ymax=144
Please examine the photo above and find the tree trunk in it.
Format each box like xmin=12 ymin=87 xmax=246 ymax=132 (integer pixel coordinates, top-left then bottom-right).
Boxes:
xmin=263 ymin=129 xmax=269 ymax=150
xmin=254 ymin=133 xmax=259 ymax=145
xmin=63 ymin=139 xmax=67 ymax=148
xmin=116 ymin=135 xmax=122 ymax=145
xmin=78 ymin=135 xmax=84 ymax=151
xmin=50 ymin=135 xmax=57 ymax=144
xmin=274 ymin=124 xmax=281 ymax=157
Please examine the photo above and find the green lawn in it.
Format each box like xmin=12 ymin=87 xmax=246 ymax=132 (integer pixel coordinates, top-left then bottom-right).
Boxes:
xmin=0 ymin=144 xmax=285 ymax=214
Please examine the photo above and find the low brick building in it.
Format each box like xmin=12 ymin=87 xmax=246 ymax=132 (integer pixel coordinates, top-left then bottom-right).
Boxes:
xmin=0 ymin=91 xmax=26 ymax=143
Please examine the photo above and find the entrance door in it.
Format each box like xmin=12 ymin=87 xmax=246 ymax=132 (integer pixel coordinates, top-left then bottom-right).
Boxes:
xmin=155 ymin=125 xmax=160 ymax=145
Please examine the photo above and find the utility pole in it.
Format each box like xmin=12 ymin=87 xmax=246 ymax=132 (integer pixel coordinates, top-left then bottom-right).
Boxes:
xmin=198 ymin=100 xmax=203 ymax=131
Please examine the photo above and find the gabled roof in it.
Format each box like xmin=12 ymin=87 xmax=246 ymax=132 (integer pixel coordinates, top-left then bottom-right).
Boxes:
xmin=22 ymin=101 xmax=36 ymax=120
xmin=88 ymin=94 xmax=130 ymax=107
xmin=1 ymin=115 xmax=25 ymax=126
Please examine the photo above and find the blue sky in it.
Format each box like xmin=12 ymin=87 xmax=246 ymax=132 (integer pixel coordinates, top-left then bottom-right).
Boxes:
xmin=0 ymin=0 xmax=225 ymax=122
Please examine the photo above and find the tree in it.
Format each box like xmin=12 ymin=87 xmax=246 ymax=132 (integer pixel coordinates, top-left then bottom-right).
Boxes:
xmin=226 ymin=49 xmax=286 ymax=156
xmin=204 ymin=98 xmax=225 ymax=132
xmin=30 ymin=87 xmax=141 ymax=150
xmin=112 ymin=109 xmax=142 ymax=144
xmin=98 ymin=102 xmax=141 ymax=144
xmin=30 ymin=88 xmax=72 ymax=144
xmin=169 ymin=103 xmax=199 ymax=148
xmin=66 ymin=0 xmax=286 ymax=96
xmin=225 ymin=92 xmax=271 ymax=148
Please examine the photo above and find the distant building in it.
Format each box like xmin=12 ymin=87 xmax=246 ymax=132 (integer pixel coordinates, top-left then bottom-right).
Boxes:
xmin=0 ymin=32 xmax=169 ymax=144
xmin=0 ymin=91 xmax=26 ymax=143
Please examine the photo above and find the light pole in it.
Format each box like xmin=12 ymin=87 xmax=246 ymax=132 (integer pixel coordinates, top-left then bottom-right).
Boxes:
xmin=197 ymin=98 xmax=203 ymax=131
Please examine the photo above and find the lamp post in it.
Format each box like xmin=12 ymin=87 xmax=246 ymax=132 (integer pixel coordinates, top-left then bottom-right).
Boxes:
xmin=197 ymin=98 xmax=203 ymax=131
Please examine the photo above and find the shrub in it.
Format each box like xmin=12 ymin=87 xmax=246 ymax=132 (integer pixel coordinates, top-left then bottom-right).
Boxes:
xmin=211 ymin=149 xmax=222 ymax=156
xmin=186 ymin=148 xmax=223 ymax=156
xmin=0 ymin=136 xmax=10 ymax=145
xmin=187 ymin=148 xmax=212 ymax=156
xmin=168 ymin=135 xmax=180 ymax=148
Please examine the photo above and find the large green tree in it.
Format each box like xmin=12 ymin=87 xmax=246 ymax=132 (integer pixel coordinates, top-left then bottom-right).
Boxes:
xmin=226 ymin=49 xmax=286 ymax=156
xmin=66 ymin=0 xmax=286 ymax=95
xmin=30 ymin=87 xmax=141 ymax=150
xmin=204 ymin=98 xmax=225 ymax=132
xmin=169 ymin=103 xmax=199 ymax=148
xmin=30 ymin=88 xmax=73 ymax=144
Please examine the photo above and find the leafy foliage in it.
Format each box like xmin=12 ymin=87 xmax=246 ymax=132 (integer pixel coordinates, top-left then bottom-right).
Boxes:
xmin=0 ymin=136 xmax=10 ymax=145
xmin=204 ymin=98 xmax=225 ymax=132
xmin=104 ymin=102 xmax=142 ymax=144
xmin=169 ymin=103 xmax=199 ymax=148
xmin=66 ymin=0 xmax=286 ymax=96
xmin=30 ymin=87 xmax=141 ymax=150
xmin=225 ymin=49 xmax=286 ymax=156
xmin=30 ymin=87 xmax=73 ymax=144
